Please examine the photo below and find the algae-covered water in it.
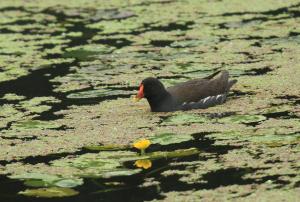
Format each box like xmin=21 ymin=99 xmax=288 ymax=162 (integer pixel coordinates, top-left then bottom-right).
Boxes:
xmin=0 ymin=0 xmax=299 ymax=201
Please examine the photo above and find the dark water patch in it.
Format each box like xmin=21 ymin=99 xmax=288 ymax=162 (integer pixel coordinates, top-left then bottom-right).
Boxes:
xmin=289 ymin=31 xmax=300 ymax=37
xmin=218 ymin=2 xmax=300 ymax=18
xmin=0 ymin=122 xmax=13 ymax=131
xmin=0 ymin=6 xmax=26 ymax=12
xmin=2 ymin=19 xmax=37 ymax=26
xmin=295 ymin=181 xmax=300 ymax=188
xmin=277 ymin=95 xmax=299 ymax=100
xmin=200 ymin=168 xmax=257 ymax=188
xmin=244 ymin=67 xmax=273 ymax=76
xmin=0 ymin=99 xmax=22 ymax=105
xmin=0 ymin=175 xmax=29 ymax=202
xmin=1 ymin=136 xmax=38 ymax=141
xmin=243 ymin=121 xmax=262 ymax=127
xmin=150 ymin=21 xmax=194 ymax=32
xmin=251 ymin=41 xmax=262 ymax=47
xmin=0 ymin=28 xmax=18 ymax=34
xmin=133 ymin=0 xmax=174 ymax=7
xmin=235 ymin=60 xmax=263 ymax=65
xmin=272 ymin=48 xmax=283 ymax=53
xmin=242 ymin=35 xmax=278 ymax=41
xmin=230 ymin=90 xmax=254 ymax=97
xmin=159 ymin=167 xmax=258 ymax=194
xmin=263 ymin=111 xmax=293 ymax=119
xmin=218 ymin=37 xmax=231 ymax=42
xmin=261 ymin=2 xmax=300 ymax=16
xmin=159 ymin=166 xmax=292 ymax=196
xmin=264 ymin=159 xmax=282 ymax=164
xmin=0 ymin=61 xmax=73 ymax=98
xmin=67 ymin=22 xmax=99 ymax=47
xmin=95 ymin=38 xmax=132 ymax=49
xmin=150 ymin=40 xmax=174 ymax=47
xmin=40 ymin=43 xmax=56 ymax=50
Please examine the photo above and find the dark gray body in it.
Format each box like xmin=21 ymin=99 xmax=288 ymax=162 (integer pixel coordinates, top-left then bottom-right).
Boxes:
xmin=141 ymin=70 xmax=237 ymax=112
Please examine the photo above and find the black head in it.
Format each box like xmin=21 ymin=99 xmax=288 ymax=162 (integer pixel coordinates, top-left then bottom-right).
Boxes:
xmin=136 ymin=77 xmax=174 ymax=112
xmin=141 ymin=77 xmax=167 ymax=99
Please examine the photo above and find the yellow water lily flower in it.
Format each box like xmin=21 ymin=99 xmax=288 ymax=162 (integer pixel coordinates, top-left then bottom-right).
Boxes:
xmin=134 ymin=159 xmax=152 ymax=169
xmin=133 ymin=139 xmax=151 ymax=150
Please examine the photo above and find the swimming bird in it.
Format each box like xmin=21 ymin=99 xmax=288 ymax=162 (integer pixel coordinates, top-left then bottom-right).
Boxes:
xmin=135 ymin=70 xmax=237 ymax=112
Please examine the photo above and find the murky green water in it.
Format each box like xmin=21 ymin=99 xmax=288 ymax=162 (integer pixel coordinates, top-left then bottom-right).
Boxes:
xmin=0 ymin=0 xmax=299 ymax=201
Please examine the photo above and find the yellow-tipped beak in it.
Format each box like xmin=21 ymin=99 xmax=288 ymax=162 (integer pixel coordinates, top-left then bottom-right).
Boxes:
xmin=133 ymin=96 xmax=141 ymax=102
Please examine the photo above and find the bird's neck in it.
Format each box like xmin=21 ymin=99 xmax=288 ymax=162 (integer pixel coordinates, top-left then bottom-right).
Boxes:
xmin=146 ymin=91 xmax=174 ymax=112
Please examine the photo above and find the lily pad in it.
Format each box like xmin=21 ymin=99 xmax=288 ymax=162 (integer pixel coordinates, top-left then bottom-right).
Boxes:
xmin=10 ymin=173 xmax=83 ymax=188
xmin=162 ymin=114 xmax=209 ymax=125
xmin=250 ymin=133 xmax=300 ymax=147
xmin=84 ymin=144 xmax=130 ymax=151
xmin=54 ymin=179 xmax=84 ymax=188
xmin=150 ymin=133 xmax=194 ymax=145
xmin=218 ymin=115 xmax=266 ymax=124
xmin=146 ymin=148 xmax=200 ymax=160
xmin=51 ymin=151 xmax=141 ymax=178
xmin=19 ymin=187 xmax=79 ymax=198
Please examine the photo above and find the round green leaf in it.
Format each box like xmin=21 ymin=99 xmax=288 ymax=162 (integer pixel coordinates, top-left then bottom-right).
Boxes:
xmin=150 ymin=133 xmax=193 ymax=145
xmin=19 ymin=187 xmax=79 ymax=198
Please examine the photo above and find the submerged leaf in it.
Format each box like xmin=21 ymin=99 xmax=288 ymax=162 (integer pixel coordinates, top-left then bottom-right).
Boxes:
xmin=163 ymin=114 xmax=209 ymax=125
xmin=219 ymin=115 xmax=266 ymax=124
xmin=150 ymin=133 xmax=193 ymax=145
xmin=10 ymin=173 xmax=83 ymax=188
xmin=19 ymin=187 xmax=79 ymax=198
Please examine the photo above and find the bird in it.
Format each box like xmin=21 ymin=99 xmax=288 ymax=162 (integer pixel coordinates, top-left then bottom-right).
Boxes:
xmin=135 ymin=70 xmax=237 ymax=112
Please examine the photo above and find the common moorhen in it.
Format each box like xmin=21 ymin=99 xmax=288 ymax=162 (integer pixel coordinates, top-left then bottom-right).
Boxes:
xmin=135 ymin=70 xmax=237 ymax=112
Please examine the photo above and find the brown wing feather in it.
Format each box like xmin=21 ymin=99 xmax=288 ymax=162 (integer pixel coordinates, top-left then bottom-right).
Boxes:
xmin=166 ymin=70 xmax=231 ymax=105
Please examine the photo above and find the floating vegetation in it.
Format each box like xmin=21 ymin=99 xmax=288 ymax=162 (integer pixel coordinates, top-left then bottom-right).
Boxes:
xmin=10 ymin=173 xmax=83 ymax=188
xmin=0 ymin=0 xmax=300 ymax=201
xmin=19 ymin=187 xmax=79 ymax=198
xmin=218 ymin=114 xmax=267 ymax=124
xmin=162 ymin=113 xmax=209 ymax=125
xmin=149 ymin=133 xmax=194 ymax=146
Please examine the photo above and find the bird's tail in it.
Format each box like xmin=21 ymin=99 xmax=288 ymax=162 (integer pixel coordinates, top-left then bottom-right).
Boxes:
xmin=226 ymin=79 xmax=237 ymax=92
xmin=207 ymin=70 xmax=237 ymax=93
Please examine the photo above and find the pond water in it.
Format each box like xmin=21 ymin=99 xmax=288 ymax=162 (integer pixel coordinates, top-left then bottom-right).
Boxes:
xmin=0 ymin=0 xmax=300 ymax=201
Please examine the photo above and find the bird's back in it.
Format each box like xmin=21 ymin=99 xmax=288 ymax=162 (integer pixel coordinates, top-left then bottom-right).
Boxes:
xmin=166 ymin=70 xmax=235 ymax=105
